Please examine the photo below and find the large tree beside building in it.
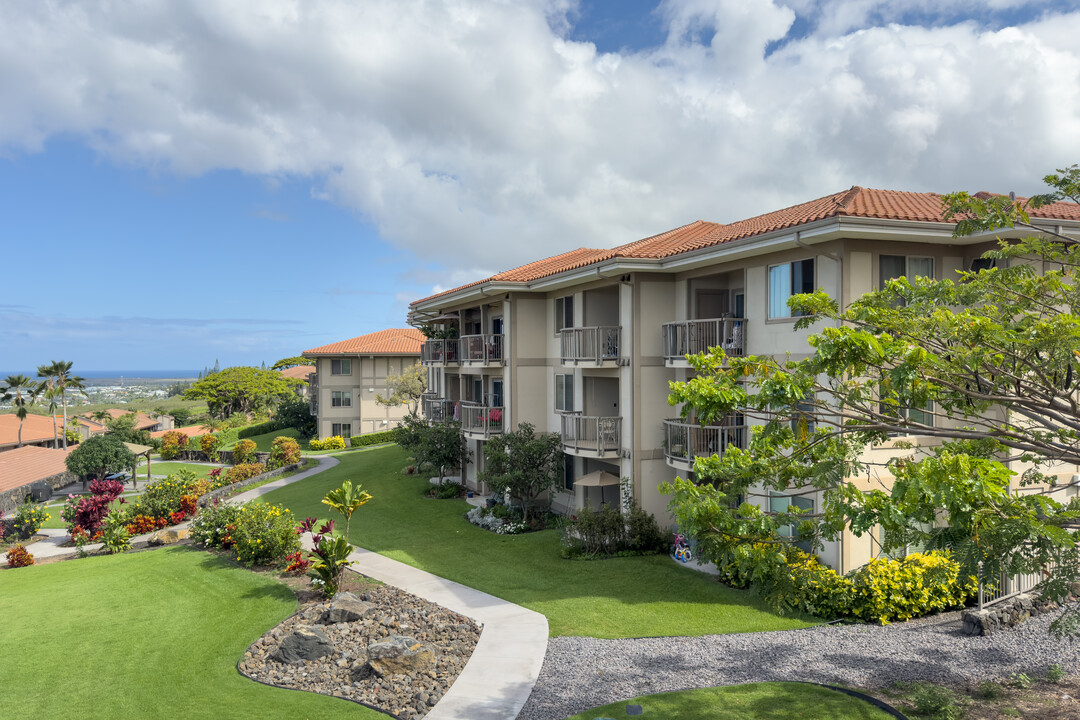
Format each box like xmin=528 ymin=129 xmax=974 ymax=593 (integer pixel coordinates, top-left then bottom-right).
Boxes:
xmin=480 ymin=423 xmax=563 ymax=523
xmin=65 ymin=434 xmax=137 ymax=482
xmin=663 ymin=166 xmax=1080 ymax=635
xmin=183 ymin=366 xmax=299 ymax=419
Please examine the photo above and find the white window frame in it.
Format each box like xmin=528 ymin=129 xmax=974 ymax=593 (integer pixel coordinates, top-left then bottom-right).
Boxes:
xmin=555 ymin=373 xmax=574 ymax=413
xmin=555 ymin=295 xmax=574 ymax=335
xmin=768 ymin=258 xmax=814 ymax=319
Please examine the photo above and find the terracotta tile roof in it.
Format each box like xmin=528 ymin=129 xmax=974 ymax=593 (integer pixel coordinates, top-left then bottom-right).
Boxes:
xmin=81 ymin=409 xmax=160 ymax=431
xmin=411 ymin=187 xmax=1080 ymax=305
xmin=150 ymin=424 xmax=210 ymax=439
xmin=304 ymin=328 xmax=424 ymax=356
xmin=278 ymin=365 xmax=315 ymax=381
xmin=0 ymin=414 xmax=62 ymax=448
xmin=0 ymin=445 xmax=74 ymax=494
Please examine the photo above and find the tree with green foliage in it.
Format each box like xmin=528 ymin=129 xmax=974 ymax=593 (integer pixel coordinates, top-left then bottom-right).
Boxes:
xmin=105 ymin=412 xmax=151 ymax=445
xmin=65 ymin=434 xmax=137 ymax=482
xmin=169 ymin=407 xmax=194 ymax=427
xmin=663 ymin=165 xmax=1080 ymax=635
xmin=275 ymin=394 xmax=317 ymax=437
xmin=184 ymin=366 xmax=299 ymax=419
xmin=375 ymin=362 xmax=427 ymax=415
xmin=36 ymin=360 xmax=87 ymax=449
xmin=480 ymin=423 xmax=563 ymax=523
xmin=1 ymin=375 xmax=40 ymax=448
xmin=393 ymin=413 xmax=468 ymax=485
xmin=271 ymin=356 xmax=314 ymax=371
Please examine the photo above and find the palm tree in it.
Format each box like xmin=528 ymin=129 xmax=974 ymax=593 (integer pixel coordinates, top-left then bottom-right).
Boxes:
xmin=2 ymin=375 xmax=40 ymax=448
xmin=37 ymin=361 xmax=87 ymax=449
xmin=91 ymin=409 xmax=111 ymax=424
xmin=37 ymin=379 xmax=60 ymax=447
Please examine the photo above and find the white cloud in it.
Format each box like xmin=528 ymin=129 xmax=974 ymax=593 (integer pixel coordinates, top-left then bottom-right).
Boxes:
xmin=1 ymin=0 xmax=1079 ymax=282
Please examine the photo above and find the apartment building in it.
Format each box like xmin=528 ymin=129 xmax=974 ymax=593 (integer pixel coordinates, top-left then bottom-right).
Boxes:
xmin=410 ymin=187 xmax=1080 ymax=574
xmin=303 ymin=328 xmax=424 ymax=439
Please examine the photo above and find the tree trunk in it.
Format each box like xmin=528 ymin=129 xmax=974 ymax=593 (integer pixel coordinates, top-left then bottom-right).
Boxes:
xmin=61 ymin=393 xmax=69 ymax=450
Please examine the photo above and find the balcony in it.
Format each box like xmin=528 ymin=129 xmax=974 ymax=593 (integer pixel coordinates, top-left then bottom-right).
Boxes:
xmin=560 ymin=326 xmax=621 ymax=366
xmin=561 ymin=413 xmax=621 ymax=458
xmin=309 ymin=373 xmax=319 ymax=414
xmin=460 ymin=333 xmax=504 ymax=366
xmin=461 ymin=403 xmax=504 ymax=438
xmin=421 ymin=395 xmax=457 ymax=423
xmin=421 ymin=339 xmax=461 ymax=366
xmin=662 ymin=418 xmax=747 ymax=471
xmin=662 ymin=318 xmax=746 ymax=366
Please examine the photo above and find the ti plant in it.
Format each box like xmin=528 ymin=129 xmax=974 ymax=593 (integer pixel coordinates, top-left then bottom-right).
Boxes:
xmin=320 ymin=479 xmax=372 ymax=537
xmin=298 ymin=518 xmax=354 ymax=598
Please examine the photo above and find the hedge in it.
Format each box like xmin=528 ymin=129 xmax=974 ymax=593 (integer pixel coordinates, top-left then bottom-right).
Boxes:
xmin=238 ymin=420 xmax=280 ymax=439
xmin=349 ymin=430 xmax=396 ymax=447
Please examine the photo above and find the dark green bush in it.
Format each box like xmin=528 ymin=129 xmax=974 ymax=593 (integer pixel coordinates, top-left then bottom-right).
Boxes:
xmin=562 ymin=502 xmax=666 ymax=559
xmin=349 ymin=430 xmax=396 ymax=447
xmin=238 ymin=420 xmax=278 ymax=439
xmin=436 ymin=481 xmax=464 ymax=499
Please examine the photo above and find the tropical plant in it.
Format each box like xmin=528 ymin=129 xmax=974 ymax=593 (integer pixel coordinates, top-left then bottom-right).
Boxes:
xmin=65 ymin=434 xmax=137 ymax=482
xmin=100 ymin=512 xmax=132 ymax=554
xmin=298 ymin=518 xmax=354 ymax=598
xmin=184 ymin=366 xmax=299 ymax=419
xmin=6 ymin=544 xmax=34 ymax=568
xmin=321 ymin=480 xmax=372 ymax=536
xmin=480 ymin=423 xmax=563 ymax=523
xmin=12 ymin=498 xmax=50 ymax=539
xmin=393 ymin=413 xmax=468 ymax=484
xmin=1 ymin=374 xmax=40 ymax=448
xmin=36 ymin=360 xmax=87 ymax=449
xmin=232 ymin=438 xmax=257 ymax=465
xmin=267 ymin=436 xmax=301 ymax=470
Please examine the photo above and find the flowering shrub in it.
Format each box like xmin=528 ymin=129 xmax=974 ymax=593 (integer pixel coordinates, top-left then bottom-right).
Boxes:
xmin=179 ymin=494 xmax=198 ymax=516
xmin=190 ymin=501 xmax=241 ymax=549
xmin=12 ymin=499 xmax=51 ymax=540
xmin=495 ymin=521 xmax=529 ymax=535
xmin=283 ymin=551 xmax=311 ymax=575
xmin=232 ymin=438 xmax=257 ymax=465
xmin=231 ymin=502 xmax=299 ymax=566
xmin=851 ymin=552 xmax=977 ymax=624
xmin=169 ymin=510 xmax=187 ymax=525
xmin=6 ymin=544 xmax=34 ymax=568
xmin=159 ymin=430 xmax=190 ymax=460
xmin=63 ymin=479 xmax=125 ymax=536
xmin=268 ymin=436 xmax=302 ymax=469
xmin=199 ymin=433 xmax=220 ymax=461
xmin=308 ymin=436 xmax=346 ymax=451
xmin=225 ymin=463 xmax=266 ymax=484
xmin=126 ymin=514 xmax=167 ymax=535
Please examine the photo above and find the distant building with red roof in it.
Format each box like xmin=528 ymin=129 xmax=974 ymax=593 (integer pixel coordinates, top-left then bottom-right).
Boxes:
xmin=302 ymin=329 xmax=424 ymax=439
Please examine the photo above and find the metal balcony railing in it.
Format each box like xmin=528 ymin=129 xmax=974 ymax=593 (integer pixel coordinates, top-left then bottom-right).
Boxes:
xmin=421 ymin=339 xmax=461 ymax=365
xmin=662 ymin=418 xmax=746 ymax=467
xmin=460 ymin=333 xmax=504 ymax=365
xmin=460 ymin=404 xmax=504 ymax=437
xmin=560 ymin=326 xmax=621 ymax=364
xmin=662 ymin=318 xmax=746 ymax=361
xmin=561 ymin=414 xmax=621 ymax=455
xmin=422 ymin=396 xmax=458 ymax=423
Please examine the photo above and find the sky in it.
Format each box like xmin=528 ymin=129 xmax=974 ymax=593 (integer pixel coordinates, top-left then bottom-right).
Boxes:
xmin=2 ymin=0 xmax=1079 ymax=372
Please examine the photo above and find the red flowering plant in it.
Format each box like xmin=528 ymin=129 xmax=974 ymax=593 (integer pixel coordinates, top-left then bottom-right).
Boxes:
xmin=62 ymin=479 xmax=125 ymax=537
xmin=169 ymin=511 xmax=187 ymax=525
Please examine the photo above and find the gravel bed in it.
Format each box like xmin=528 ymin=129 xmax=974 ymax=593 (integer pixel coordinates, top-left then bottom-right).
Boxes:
xmin=517 ymin=607 xmax=1080 ymax=720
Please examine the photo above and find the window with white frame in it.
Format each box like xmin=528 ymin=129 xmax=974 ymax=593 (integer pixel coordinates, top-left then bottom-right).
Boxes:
xmin=331 ymin=423 xmax=351 ymax=438
xmin=770 ymin=491 xmax=815 ymax=553
xmin=331 ymin=391 xmax=351 ymax=407
xmin=879 ymin=255 xmax=934 ymax=290
xmin=331 ymin=358 xmax=352 ymax=375
xmin=555 ymin=373 xmax=574 ymax=412
xmin=768 ymin=259 xmax=814 ymax=319
xmin=555 ymin=295 xmax=574 ymax=334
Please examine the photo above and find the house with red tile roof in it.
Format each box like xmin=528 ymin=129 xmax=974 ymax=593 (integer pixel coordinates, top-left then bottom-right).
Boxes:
xmin=408 ymin=186 xmax=1080 ymax=575
xmin=0 ymin=445 xmax=77 ymax=514
xmin=80 ymin=408 xmax=171 ymax=433
xmin=303 ymin=329 xmax=424 ymax=439
xmin=0 ymin=413 xmax=66 ymax=452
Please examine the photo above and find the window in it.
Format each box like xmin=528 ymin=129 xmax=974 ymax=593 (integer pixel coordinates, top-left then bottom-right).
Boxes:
xmin=331 ymin=358 xmax=352 ymax=375
xmin=880 ymin=376 xmax=934 ymax=432
xmin=331 ymin=423 xmax=351 ymax=438
xmin=879 ymin=255 xmax=934 ymax=290
xmin=331 ymin=391 xmax=351 ymax=407
xmin=492 ymin=379 xmax=504 ymax=408
xmin=790 ymin=394 xmax=816 ymax=438
xmin=563 ymin=453 xmax=575 ymax=491
xmin=970 ymin=257 xmax=997 ymax=273
xmin=770 ymin=491 xmax=815 ymax=553
xmin=555 ymin=373 xmax=574 ymax=412
xmin=768 ymin=259 xmax=814 ymax=319
xmin=555 ymin=295 xmax=574 ymax=333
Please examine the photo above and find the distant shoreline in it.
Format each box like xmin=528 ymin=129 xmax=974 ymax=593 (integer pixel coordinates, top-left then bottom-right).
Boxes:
xmin=0 ymin=370 xmax=199 ymax=382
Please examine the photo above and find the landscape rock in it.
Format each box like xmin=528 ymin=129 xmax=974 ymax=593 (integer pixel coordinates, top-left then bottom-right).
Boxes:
xmin=271 ymin=625 xmax=334 ymax=664
xmin=321 ymin=591 xmax=374 ymax=624
xmin=146 ymin=528 xmax=189 ymax=545
xmin=367 ymin=635 xmax=436 ymax=677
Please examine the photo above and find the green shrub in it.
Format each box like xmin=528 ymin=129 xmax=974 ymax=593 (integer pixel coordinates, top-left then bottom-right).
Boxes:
xmin=101 ymin=511 xmax=132 ymax=554
xmin=238 ymin=420 xmax=279 ymax=439
xmin=1046 ymin=664 xmax=1066 ymax=683
xmin=308 ymin=436 xmax=346 ymax=451
xmin=190 ymin=501 xmax=242 ymax=548
xmin=231 ymin=502 xmax=299 ymax=566
xmin=124 ymin=470 xmax=201 ymax=522
xmin=225 ymin=463 xmax=266 ymax=484
xmin=906 ymin=682 xmax=963 ymax=720
xmin=562 ymin=502 xmax=667 ymax=559
xmin=850 ymin=552 xmax=976 ymax=624
xmin=232 ymin=438 xmax=257 ymax=465
xmin=267 ymin=436 xmax=302 ymax=470
xmin=350 ymin=430 xmax=395 ymax=447
xmin=12 ymin=499 xmax=50 ymax=540
xmin=435 ymin=481 xmax=464 ymax=499
xmin=976 ymin=681 xmax=1004 ymax=700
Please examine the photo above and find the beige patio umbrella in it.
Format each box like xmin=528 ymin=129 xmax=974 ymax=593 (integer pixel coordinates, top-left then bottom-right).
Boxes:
xmin=575 ymin=470 xmax=620 ymax=507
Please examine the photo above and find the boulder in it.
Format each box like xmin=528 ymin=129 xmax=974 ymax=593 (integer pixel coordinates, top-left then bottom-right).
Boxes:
xmin=147 ymin=528 xmax=190 ymax=545
xmin=271 ymin=625 xmax=334 ymax=664
xmin=322 ymin=592 xmax=375 ymax=624
xmin=367 ymin=635 xmax=435 ymax=677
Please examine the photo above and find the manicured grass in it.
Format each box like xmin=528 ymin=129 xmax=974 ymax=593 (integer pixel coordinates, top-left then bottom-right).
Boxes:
xmin=563 ymin=683 xmax=897 ymax=720
xmin=222 ymin=427 xmax=303 ymax=452
xmin=146 ymin=461 xmax=226 ymax=478
xmin=0 ymin=547 xmax=381 ymax=719
xmin=263 ymin=445 xmax=816 ymax=638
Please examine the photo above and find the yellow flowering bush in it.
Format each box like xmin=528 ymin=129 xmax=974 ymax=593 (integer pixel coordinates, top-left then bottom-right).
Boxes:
xmin=232 ymin=438 xmax=257 ymax=465
xmin=850 ymin=551 xmax=977 ymax=624
xmin=231 ymin=501 xmax=299 ymax=566
xmin=308 ymin=435 xmax=346 ymax=451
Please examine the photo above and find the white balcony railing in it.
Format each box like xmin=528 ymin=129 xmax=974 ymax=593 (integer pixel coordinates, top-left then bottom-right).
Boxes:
xmin=420 ymin=339 xmax=461 ymax=365
xmin=662 ymin=418 xmax=746 ymax=468
xmin=460 ymin=333 xmax=504 ymax=365
xmin=662 ymin=318 xmax=746 ymax=362
xmin=560 ymin=326 xmax=621 ymax=364
xmin=561 ymin=414 xmax=621 ymax=456
xmin=461 ymin=404 xmax=504 ymax=437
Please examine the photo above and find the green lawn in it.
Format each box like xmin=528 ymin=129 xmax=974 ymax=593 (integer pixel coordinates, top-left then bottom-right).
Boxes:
xmin=223 ymin=427 xmax=303 ymax=452
xmin=563 ymin=683 xmax=897 ymax=720
xmin=145 ymin=461 xmax=226 ymax=478
xmin=263 ymin=445 xmax=816 ymax=638
xmin=0 ymin=547 xmax=381 ymax=719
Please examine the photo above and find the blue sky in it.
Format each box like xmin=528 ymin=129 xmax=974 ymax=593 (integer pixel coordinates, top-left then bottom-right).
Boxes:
xmin=1 ymin=0 xmax=1078 ymax=372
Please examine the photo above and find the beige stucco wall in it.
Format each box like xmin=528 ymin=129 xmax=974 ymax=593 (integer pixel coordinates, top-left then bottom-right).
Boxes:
xmin=313 ymin=355 xmax=417 ymax=438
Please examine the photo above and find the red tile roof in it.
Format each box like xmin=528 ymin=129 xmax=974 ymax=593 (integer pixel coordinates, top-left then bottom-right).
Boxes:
xmin=150 ymin=425 xmax=210 ymax=439
xmin=411 ymin=187 xmax=1080 ymax=305
xmin=278 ymin=365 xmax=315 ymax=381
xmin=0 ymin=414 xmax=62 ymax=448
xmin=0 ymin=445 xmax=74 ymax=494
xmin=304 ymin=328 xmax=424 ymax=356
xmin=81 ymin=409 xmax=160 ymax=431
